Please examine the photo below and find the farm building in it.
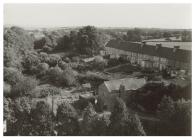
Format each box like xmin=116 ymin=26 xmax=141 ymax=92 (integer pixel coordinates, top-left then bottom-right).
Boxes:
xmin=98 ymin=78 xmax=146 ymax=111
xmin=104 ymin=40 xmax=191 ymax=71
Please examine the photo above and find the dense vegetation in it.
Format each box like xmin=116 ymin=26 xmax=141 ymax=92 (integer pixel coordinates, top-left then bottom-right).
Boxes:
xmin=4 ymin=26 xmax=191 ymax=136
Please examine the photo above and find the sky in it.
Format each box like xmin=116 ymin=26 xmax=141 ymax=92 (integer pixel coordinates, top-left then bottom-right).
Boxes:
xmin=4 ymin=4 xmax=192 ymax=29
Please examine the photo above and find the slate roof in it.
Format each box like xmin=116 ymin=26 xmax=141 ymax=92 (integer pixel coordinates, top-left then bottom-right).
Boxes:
xmin=105 ymin=40 xmax=191 ymax=63
xmin=104 ymin=78 xmax=146 ymax=92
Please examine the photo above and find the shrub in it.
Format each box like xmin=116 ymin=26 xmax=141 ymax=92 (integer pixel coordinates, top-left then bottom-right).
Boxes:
xmin=35 ymin=62 xmax=49 ymax=76
xmin=60 ymin=68 xmax=77 ymax=86
xmin=39 ymin=52 xmax=49 ymax=63
xmin=11 ymin=76 xmax=38 ymax=97
xmin=4 ymin=67 xmax=23 ymax=86
xmin=42 ymin=45 xmax=53 ymax=52
xmin=71 ymin=56 xmax=80 ymax=63
xmin=47 ymin=54 xmax=61 ymax=67
xmin=47 ymin=66 xmax=63 ymax=83
xmin=22 ymin=52 xmax=41 ymax=73
xmin=58 ymin=60 xmax=69 ymax=70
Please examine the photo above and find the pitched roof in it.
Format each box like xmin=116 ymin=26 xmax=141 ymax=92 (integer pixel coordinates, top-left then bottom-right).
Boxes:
xmin=106 ymin=40 xmax=191 ymax=63
xmin=104 ymin=78 xmax=146 ymax=92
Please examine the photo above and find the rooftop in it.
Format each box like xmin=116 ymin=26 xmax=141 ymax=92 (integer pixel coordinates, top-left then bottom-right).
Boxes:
xmin=104 ymin=78 xmax=146 ymax=92
xmin=106 ymin=40 xmax=191 ymax=63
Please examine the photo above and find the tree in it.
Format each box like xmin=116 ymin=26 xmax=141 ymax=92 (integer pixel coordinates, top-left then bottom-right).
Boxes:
xmin=4 ymin=97 xmax=17 ymax=135
xmin=11 ymin=76 xmax=38 ymax=97
xmin=81 ymin=103 xmax=97 ymax=135
xmin=47 ymin=66 xmax=63 ymax=84
xmin=77 ymin=26 xmax=100 ymax=55
xmin=47 ymin=54 xmax=61 ymax=67
xmin=60 ymin=66 xmax=77 ymax=86
xmin=22 ymin=51 xmax=41 ymax=73
xmin=109 ymin=97 xmax=146 ymax=136
xmin=157 ymin=96 xmax=191 ymax=136
xmin=157 ymin=95 xmax=175 ymax=120
xmin=4 ymin=67 xmax=23 ymax=86
xmin=125 ymin=28 xmax=142 ymax=42
xmin=13 ymin=97 xmax=32 ymax=135
xmin=56 ymin=102 xmax=79 ymax=136
xmin=89 ymin=115 xmax=110 ymax=136
xmin=31 ymin=101 xmax=53 ymax=136
xmin=35 ymin=62 xmax=49 ymax=76
xmin=4 ymin=26 xmax=34 ymax=69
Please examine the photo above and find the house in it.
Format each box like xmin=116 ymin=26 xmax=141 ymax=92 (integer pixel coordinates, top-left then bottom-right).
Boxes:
xmin=104 ymin=40 xmax=191 ymax=71
xmin=98 ymin=78 xmax=146 ymax=111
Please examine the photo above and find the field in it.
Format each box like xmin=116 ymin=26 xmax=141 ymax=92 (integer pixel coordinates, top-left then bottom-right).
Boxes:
xmin=145 ymin=42 xmax=191 ymax=50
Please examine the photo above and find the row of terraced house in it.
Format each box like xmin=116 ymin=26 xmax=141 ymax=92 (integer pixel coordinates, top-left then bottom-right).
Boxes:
xmin=102 ymin=39 xmax=191 ymax=71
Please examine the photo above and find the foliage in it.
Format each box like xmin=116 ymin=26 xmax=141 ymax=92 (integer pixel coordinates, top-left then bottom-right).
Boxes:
xmin=81 ymin=103 xmax=97 ymax=135
xmin=56 ymin=102 xmax=79 ymax=136
xmin=157 ymin=97 xmax=191 ymax=135
xmin=157 ymin=95 xmax=175 ymax=120
xmin=3 ymin=97 xmax=17 ymax=135
xmin=109 ymin=97 xmax=146 ymax=136
xmin=124 ymin=28 xmax=142 ymax=42
xmin=4 ymin=82 xmax=12 ymax=97
xmin=11 ymin=76 xmax=38 ymax=97
xmin=35 ymin=62 xmax=49 ymax=76
xmin=4 ymin=26 xmax=34 ymax=69
xmin=30 ymin=101 xmax=54 ymax=136
xmin=4 ymin=67 xmax=23 ymax=86
xmin=47 ymin=54 xmax=61 ymax=67
xmin=61 ymin=67 xmax=77 ymax=86
xmin=23 ymin=52 xmax=41 ymax=71
xmin=77 ymin=26 xmax=102 ymax=55
xmin=47 ymin=66 xmax=63 ymax=84
xmin=92 ymin=56 xmax=107 ymax=71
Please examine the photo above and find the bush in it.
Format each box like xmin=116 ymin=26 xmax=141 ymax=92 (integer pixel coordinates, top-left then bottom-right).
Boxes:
xmin=35 ymin=62 xmax=49 ymax=76
xmin=11 ymin=76 xmax=38 ymax=97
xmin=42 ymin=45 xmax=53 ymax=52
xmin=39 ymin=52 xmax=49 ymax=63
xmin=71 ymin=56 xmax=80 ymax=63
xmin=47 ymin=66 xmax=63 ymax=84
xmin=4 ymin=67 xmax=23 ymax=86
xmin=47 ymin=54 xmax=61 ymax=67
xmin=60 ymin=68 xmax=77 ymax=86
xmin=58 ymin=60 xmax=69 ymax=70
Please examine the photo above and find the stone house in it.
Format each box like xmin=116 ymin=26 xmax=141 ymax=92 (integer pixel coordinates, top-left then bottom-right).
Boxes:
xmin=98 ymin=78 xmax=146 ymax=111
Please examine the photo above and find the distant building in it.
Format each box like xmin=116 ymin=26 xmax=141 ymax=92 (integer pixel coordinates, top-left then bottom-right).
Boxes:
xmin=104 ymin=40 xmax=191 ymax=71
xmin=98 ymin=78 xmax=146 ymax=111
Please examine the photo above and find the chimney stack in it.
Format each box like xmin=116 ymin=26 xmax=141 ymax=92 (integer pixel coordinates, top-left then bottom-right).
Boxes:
xmin=156 ymin=43 xmax=162 ymax=50
xmin=173 ymin=46 xmax=180 ymax=52
xmin=141 ymin=41 xmax=146 ymax=47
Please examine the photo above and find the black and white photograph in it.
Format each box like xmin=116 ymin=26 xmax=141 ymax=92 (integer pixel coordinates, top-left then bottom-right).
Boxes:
xmin=2 ymin=2 xmax=192 ymax=136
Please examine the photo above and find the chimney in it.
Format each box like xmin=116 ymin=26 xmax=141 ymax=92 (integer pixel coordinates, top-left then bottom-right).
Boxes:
xmin=173 ymin=46 xmax=180 ymax=52
xmin=141 ymin=41 xmax=146 ymax=47
xmin=156 ymin=43 xmax=162 ymax=50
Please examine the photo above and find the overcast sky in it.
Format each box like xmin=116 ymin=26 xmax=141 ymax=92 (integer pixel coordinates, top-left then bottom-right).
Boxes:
xmin=4 ymin=4 xmax=192 ymax=29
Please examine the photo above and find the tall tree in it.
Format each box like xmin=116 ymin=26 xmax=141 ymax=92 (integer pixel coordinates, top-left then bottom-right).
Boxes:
xmin=31 ymin=101 xmax=53 ymax=136
xmin=109 ymin=97 xmax=146 ymax=136
xmin=56 ymin=102 xmax=79 ymax=136
xmin=77 ymin=26 xmax=100 ymax=55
